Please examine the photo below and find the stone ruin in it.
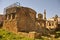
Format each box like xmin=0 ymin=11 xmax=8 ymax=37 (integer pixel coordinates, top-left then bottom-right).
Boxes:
xmin=0 ymin=3 xmax=59 ymax=38
xmin=2 ymin=4 xmax=47 ymax=38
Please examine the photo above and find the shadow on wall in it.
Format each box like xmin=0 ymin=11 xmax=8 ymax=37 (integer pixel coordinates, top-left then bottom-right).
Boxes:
xmin=0 ymin=21 xmax=3 ymax=28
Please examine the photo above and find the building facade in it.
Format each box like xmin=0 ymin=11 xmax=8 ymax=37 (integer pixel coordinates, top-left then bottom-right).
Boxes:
xmin=0 ymin=3 xmax=59 ymax=38
xmin=46 ymin=16 xmax=60 ymax=31
xmin=3 ymin=6 xmax=37 ymax=33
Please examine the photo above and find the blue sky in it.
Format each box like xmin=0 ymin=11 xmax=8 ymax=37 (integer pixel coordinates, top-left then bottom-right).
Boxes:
xmin=0 ymin=0 xmax=60 ymax=18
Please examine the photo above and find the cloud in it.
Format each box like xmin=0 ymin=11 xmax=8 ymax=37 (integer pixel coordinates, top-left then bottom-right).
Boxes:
xmin=0 ymin=13 xmax=3 ymax=15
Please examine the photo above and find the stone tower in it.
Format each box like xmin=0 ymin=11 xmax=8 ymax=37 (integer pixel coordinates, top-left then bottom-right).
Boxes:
xmin=44 ymin=9 xmax=46 ymax=20
xmin=44 ymin=9 xmax=46 ymax=27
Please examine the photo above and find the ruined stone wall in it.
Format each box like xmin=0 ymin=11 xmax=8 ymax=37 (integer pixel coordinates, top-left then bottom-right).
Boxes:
xmin=3 ymin=19 xmax=18 ymax=33
xmin=18 ymin=31 xmax=41 ymax=39
xmin=3 ymin=7 xmax=18 ymax=33
xmin=0 ymin=15 xmax=4 ymax=21
xmin=0 ymin=15 xmax=4 ymax=28
xmin=16 ymin=7 xmax=36 ymax=32
xmin=56 ymin=24 xmax=60 ymax=31
xmin=46 ymin=15 xmax=58 ymax=30
xmin=46 ymin=21 xmax=55 ymax=29
xmin=35 ymin=19 xmax=45 ymax=33
xmin=3 ymin=6 xmax=37 ymax=33
xmin=6 ymin=7 xmax=17 ymax=14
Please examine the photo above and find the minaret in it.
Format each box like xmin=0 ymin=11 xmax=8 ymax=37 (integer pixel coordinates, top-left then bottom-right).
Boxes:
xmin=44 ymin=9 xmax=46 ymax=28
xmin=44 ymin=9 xmax=46 ymax=20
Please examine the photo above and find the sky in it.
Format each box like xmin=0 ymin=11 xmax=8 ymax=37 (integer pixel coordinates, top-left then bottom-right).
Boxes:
xmin=0 ymin=0 xmax=60 ymax=18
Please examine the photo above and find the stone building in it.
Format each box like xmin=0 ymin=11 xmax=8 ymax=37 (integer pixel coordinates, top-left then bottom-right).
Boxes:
xmin=2 ymin=3 xmax=47 ymax=38
xmin=46 ymin=15 xmax=60 ymax=31
xmin=35 ymin=10 xmax=46 ymax=33
xmin=1 ymin=3 xmax=60 ymax=38
xmin=3 ymin=6 xmax=36 ymax=33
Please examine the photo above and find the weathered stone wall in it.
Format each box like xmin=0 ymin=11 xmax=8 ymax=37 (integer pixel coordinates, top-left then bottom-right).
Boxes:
xmin=46 ymin=21 xmax=55 ymax=29
xmin=1 ymin=5 xmax=60 ymax=39
xmin=28 ymin=32 xmax=41 ymax=39
xmin=3 ymin=19 xmax=18 ymax=33
xmin=6 ymin=7 xmax=17 ymax=14
xmin=0 ymin=15 xmax=4 ymax=21
xmin=3 ymin=7 xmax=18 ymax=33
xmin=17 ymin=7 xmax=36 ymax=32
xmin=35 ymin=18 xmax=46 ymax=33
xmin=46 ymin=15 xmax=58 ymax=30
xmin=0 ymin=15 xmax=4 ymax=28
xmin=18 ymin=32 xmax=41 ymax=39
xmin=3 ymin=7 xmax=36 ymax=33
xmin=56 ymin=24 xmax=60 ymax=31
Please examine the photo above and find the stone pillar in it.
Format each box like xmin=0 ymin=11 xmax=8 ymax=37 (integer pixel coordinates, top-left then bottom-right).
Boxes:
xmin=44 ymin=9 xmax=46 ymax=28
xmin=44 ymin=9 xmax=46 ymax=20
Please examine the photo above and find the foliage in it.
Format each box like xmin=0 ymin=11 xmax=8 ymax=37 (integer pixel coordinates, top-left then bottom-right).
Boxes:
xmin=0 ymin=29 xmax=24 ymax=40
xmin=0 ymin=29 xmax=60 ymax=40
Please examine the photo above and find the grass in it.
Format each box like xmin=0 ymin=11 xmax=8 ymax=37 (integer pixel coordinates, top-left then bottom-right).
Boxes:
xmin=0 ymin=29 xmax=42 ymax=40
xmin=0 ymin=29 xmax=60 ymax=40
xmin=0 ymin=29 xmax=24 ymax=40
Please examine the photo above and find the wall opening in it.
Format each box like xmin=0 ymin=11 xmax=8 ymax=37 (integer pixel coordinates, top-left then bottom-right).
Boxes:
xmin=49 ymin=22 xmax=51 ymax=26
xmin=8 ymin=14 xmax=11 ymax=20
xmin=12 ymin=13 xmax=15 ymax=19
